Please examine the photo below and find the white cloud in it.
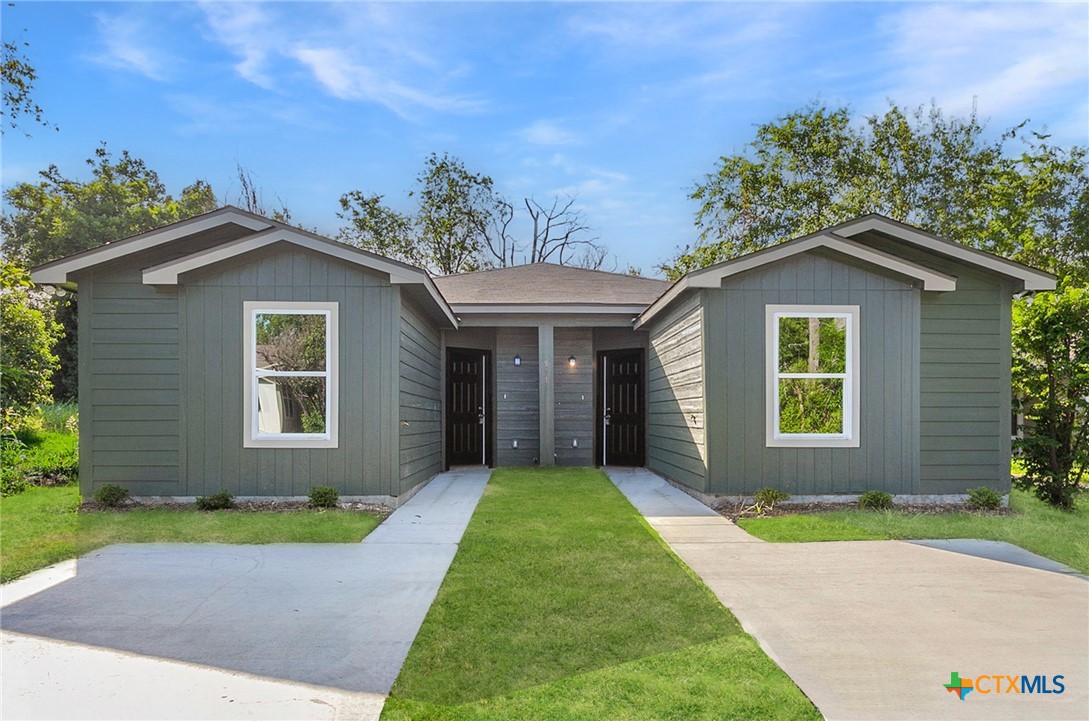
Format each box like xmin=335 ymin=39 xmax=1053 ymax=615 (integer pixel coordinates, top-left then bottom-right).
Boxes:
xmin=92 ymin=12 xmax=175 ymax=81
xmin=876 ymin=3 xmax=1089 ymax=121
xmin=519 ymin=120 xmax=581 ymax=146
xmin=198 ymin=1 xmax=278 ymax=89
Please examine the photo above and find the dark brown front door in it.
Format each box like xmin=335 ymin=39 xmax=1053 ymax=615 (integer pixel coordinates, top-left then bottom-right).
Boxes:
xmin=598 ymin=349 xmax=645 ymax=466
xmin=446 ymin=348 xmax=490 ymax=467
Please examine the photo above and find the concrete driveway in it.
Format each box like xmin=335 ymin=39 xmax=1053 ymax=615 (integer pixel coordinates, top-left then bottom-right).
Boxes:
xmin=608 ymin=468 xmax=1089 ymax=721
xmin=1 ymin=468 xmax=490 ymax=721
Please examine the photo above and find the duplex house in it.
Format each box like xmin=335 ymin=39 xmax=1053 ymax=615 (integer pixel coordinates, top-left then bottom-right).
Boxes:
xmin=31 ymin=207 xmax=1055 ymax=504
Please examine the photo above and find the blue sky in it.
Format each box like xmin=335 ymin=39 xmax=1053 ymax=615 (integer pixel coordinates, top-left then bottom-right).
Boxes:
xmin=3 ymin=1 xmax=1087 ymax=276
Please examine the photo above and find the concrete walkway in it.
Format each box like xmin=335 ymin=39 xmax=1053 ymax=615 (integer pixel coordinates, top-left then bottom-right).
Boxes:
xmin=607 ymin=468 xmax=1089 ymax=721
xmin=1 ymin=468 xmax=490 ymax=721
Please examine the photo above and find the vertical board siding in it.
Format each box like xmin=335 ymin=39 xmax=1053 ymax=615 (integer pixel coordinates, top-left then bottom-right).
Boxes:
xmin=83 ymin=267 xmax=182 ymax=496
xmin=646 ymin=294 xmax=707 ymax=490
xmin=182 ymin=248 xmax=397 ymax=497
xmin=554 ymin=328 xmax=593 ymax=466
xmin=495 ymin=328 xmax=539 ymax=465
xmin=704 ymin=253 xmax=920 ymax=496
xmin=399 ymin=297 xmax=442 ymax=492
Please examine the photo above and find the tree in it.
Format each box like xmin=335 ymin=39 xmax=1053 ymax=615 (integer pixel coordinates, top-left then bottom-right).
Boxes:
xmin=1013 ymin=285 xmax=1089 ymax=509
xmin=339 ymin=153 xmax=605 ymax=273
xmin=2 ymin=19 xmax=54 ymax=135
xmin=0 ymin=261 xmax=60 ymax=414
xmin=230 ymin=163 xmax=293 ymax=223
xmin=2 ymin=144 xmax=216 ymax=266
xmin=667 ymin=101 xmax=1087 ymax=282
xmin=411 ymin=152 xmax=498 ymax=274
xmin=2 ymin=145 xmax=217 ymax=399
xmin=337 ymin=191 xmax=423 ymax=266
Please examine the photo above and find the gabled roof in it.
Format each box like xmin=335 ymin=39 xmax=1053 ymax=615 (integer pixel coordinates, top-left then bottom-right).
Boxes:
xmin=636 ymin=215 xmax=1057 ymax=329
xmin=30 ymin=206 xmax=457 ymax=328
xmin=831 ymin=214 xmax=1057 ymax=292
xmin=433 ymin=263 xmax=669 ymax=315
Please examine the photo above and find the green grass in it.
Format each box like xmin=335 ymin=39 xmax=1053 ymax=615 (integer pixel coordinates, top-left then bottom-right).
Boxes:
xmin=0 ymin=484 xmax=382 ymax=583
xmin=37 ymin=401 xmax=78 ymax=433
xmin=382 ymin=468 xmax=819 ymax=721
xmin=739 ymin=489 xmax=1089 ymax=574
xmin=15 ymin=429 xmax=78 ymax=471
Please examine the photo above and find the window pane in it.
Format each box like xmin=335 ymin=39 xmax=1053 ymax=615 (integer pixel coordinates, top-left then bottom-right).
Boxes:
xmin=257 ymin=377 xmax=327 ymax=434
xmin=255 ymin=314 xmax=327 ymax=372
xmin=779 ymin=378 xmax=844 ymax=434
xmin=778 ymin=316 xmax=847 ymax=374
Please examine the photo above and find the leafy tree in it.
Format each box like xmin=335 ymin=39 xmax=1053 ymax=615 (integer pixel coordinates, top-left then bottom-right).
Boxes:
xmin=2 ymin=14 xmax=54 ymax=135
xmin=1012 ymin=286 xmax=1089 ymax=509
xmin=337 ymin=191 xmax=423 ymax=266
xmin=338 ymin=153 xmax=603 ymax=273
xmin=0 ymin=261 xmax=60 ymax=414
xmin=2 ymin=145 xmax=217 ymax=399
xmin=669 ymin=101 xmax=1087 ymax=283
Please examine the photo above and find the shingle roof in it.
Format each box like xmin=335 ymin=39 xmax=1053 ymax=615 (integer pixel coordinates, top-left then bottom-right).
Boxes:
xmin=433 ymin=263 xmax=670 ymax=306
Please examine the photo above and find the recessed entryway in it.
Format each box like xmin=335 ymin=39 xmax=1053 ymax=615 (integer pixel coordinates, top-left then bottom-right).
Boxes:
xmin=446 ymin=348 xmax=493 ymax=468
xmin=597 ymin=348 xmax=646 ymax=466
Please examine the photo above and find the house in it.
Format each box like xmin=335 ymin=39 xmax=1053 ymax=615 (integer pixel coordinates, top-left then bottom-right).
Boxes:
xmin=31 ymin=207 xmax=1055 ymax=505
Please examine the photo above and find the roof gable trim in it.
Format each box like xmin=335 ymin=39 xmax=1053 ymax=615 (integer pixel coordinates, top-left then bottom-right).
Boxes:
xmin=30 ymin=209 xmax=271 ymax=284
xmin=834 ymin=216 xmax=1057 ymax=291
xmin=142 ymin=228 xmax=457 ymax=327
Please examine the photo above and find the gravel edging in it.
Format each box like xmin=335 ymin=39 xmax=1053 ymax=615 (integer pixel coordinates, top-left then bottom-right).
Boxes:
xmin=80 ymin=499 xmax=394 ymax=518
xmin=716 ymin=501 xmax=1014 ymax=522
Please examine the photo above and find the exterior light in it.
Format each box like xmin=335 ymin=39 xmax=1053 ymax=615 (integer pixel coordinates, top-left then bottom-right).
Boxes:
xmin=513 ymin=355 xmax=521 ymax=366
xmin=568 ymin=355 xmax=576 ymax=367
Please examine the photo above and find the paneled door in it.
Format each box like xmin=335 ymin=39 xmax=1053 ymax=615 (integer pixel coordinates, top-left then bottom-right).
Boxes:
xmin=598 ymin=349 xmax=645 ymax=466
xmin=446 ymin=348 xmax=491 ymax=467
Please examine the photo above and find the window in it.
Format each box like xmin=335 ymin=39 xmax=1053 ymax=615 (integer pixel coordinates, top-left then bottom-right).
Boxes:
xmin=766 ymin=305 xmax=859 ymax=448
xmin=243 ymin=301 xmax=338 ymax=448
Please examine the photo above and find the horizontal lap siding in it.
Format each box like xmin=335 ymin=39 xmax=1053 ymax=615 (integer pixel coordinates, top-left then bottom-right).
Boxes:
xmin=919 ymin=273 xmax=1011 ymax=493
xmin=182 ymin=248 xmax=396 ymax=497
xmin=554 ymin=328 xmax=593 ymax=466
xmin=82 ymin=269 xmax=182 ymax=496
xmin=705 ymin=253 xmax=920 ymax=496
xmin=646 ymin=294 xmax=707 ymax=490
xmin=399 ymin=298 xmax=442 ymax=492
xmin=495 ymin=328 xmax=539 ymax=466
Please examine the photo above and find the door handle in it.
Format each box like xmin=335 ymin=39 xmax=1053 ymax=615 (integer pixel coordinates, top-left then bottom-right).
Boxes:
xmin=604 ymin=407 xmax=611 ymax=426
xmin=478 ymin=407 xmax=485 ymax=425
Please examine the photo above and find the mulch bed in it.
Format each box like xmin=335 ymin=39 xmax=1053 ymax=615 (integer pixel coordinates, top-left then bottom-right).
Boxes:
xmin=716 ymin=501 xmax=1014 ymax=522
xmin=81 ymin=499 xmax=394 ymax=518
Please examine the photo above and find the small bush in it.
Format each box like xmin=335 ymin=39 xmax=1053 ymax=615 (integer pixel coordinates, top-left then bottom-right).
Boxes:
xmin=858 ymin=490 xmax=894 ymax=511
xmin=195 ymin=489 xmax=235 ymax=511
xmin=94 ymin=484 xmax=130 ymax=507
xmin=966 ymin=486 xmax=1003 ymax=511
xmin=308 ymin=485 xmax=339 ymax=508
xmin=753 ymin=487 xmax=789 ymax=506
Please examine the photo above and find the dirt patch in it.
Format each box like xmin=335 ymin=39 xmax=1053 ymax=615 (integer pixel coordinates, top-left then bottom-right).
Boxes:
xmin=716 ymin=501 xmax=1015 ymax=522
xmin=81 ymin=499 xmax=394 ymax=518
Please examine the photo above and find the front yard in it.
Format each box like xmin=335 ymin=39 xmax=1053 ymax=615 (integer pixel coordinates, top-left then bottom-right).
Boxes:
xmin=382 ymin=467 xmax=819 ymax=721
xmin=737 ymin=488 xmax=1089 ymax=574
xmin=0 ymin=484 xmax=383 ymax=583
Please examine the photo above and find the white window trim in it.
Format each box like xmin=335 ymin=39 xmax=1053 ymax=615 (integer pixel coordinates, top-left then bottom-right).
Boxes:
xmin=243 ymin=301 xmax=339 ymax=449
xmin=765 ymin=304 xmax=860 ymax=448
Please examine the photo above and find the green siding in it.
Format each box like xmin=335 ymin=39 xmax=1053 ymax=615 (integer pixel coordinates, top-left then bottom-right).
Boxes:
xmin=180 ymin=247 xmax=400 ymax=497
xmin=399 ymin=296 xmax=442 ymax=492
xmin=853 ymin=230 xmax=1013 ymax=494
xmin=702 ymin=252 xmax=921 ymax=496
xmin=554 ymin=328 xmax=593 ymax=466
xmin=646 ymin=293 xmax=707 ymax=490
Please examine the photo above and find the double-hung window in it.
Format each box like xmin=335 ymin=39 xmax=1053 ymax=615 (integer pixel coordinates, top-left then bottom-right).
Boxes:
xmin=243 ymin=301 xmax=338 ymax=448
xmin=766 ymin=305 xmax=859 ymax=447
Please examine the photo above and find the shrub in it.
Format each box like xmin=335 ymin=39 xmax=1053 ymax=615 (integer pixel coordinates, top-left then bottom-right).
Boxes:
xmin=753 ymin=487 xmax=789 ymax=506
xmin=308 ymin=485 xmax=339 ymax=508
xmin=858 ymin=490 xmax=894 ymax=511
xmin=94 ymin=483 xmax=130 ymax=507
xmin=195 ymin=489 xmax=235 ymax=511
xmin=966 ymin=486 xmax=1003 ymax=511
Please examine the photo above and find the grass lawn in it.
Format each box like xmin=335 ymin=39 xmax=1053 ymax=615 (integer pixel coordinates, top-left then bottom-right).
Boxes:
xmin=738 ymin=489 xmax=1089 ymax=574
xmin=0 ymin=484 xmax=382 ymax=583
xmin=382 ymin=468 xmax=819 ymax=721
